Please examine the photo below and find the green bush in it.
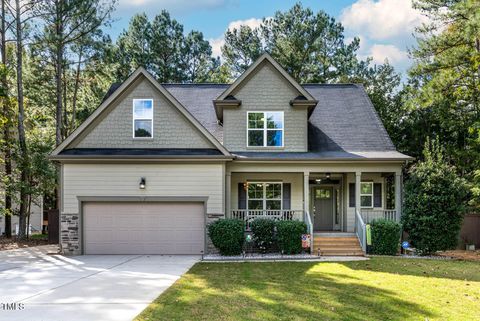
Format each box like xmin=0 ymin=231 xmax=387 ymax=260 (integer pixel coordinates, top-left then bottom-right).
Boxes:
xmin=250 ymin=218 xmax=276 ymax=252
xmin=275 ymin=220 xmax=307 ymax=254
xmin=402 ymin=139 xmax=468 ymax=255
xmin=370 ymin=219 xmax=401 ymax=255
xmin=207 ymin=219 xmax=244 ymax=255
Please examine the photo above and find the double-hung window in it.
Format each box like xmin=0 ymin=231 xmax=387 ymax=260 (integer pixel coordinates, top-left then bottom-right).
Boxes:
xmin=360 ymin=182 xmax=373 ymax=208
xmin=133 ymin=99 xmax=153 ymax=138
xmin=247 ymin=111 xmax=284 ymax=147
xmin=247 ymin=182 xmax=282 ymax=210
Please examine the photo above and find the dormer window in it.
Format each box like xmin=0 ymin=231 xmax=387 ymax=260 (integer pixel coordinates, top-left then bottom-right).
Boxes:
xmin=133 ymin=99 xmax=153 ymax=138
xmin=247 ymin=111 xmax=284 ymax=147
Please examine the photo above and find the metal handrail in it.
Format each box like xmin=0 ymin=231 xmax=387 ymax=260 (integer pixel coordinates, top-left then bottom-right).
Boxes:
xmin=355 ymin=209 xmax=367 ymax=253
xmin=304 ymin=210 xmax=314 ymax=253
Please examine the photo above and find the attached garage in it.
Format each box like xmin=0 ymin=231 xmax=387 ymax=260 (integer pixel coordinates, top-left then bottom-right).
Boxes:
xmin=83 ymin=202 xmax=205 ymax=255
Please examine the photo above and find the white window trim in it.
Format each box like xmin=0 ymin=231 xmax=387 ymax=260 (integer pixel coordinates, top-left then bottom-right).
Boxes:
xmin=246 ymin=111 xmax=284 ymax=148
xmin=246 ymin=181 xmax=283 ymax=211
xmin=132 ymin=98 xmax=154 ymax=139
xmin=360 ymin=181 xmax=374 ymax=209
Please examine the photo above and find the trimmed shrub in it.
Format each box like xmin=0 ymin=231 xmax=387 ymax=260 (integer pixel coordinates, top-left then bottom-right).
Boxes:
xmin=275 ymin=220 xmax=307 ymax=254
xmin=402 ymin=138 xmax=468 ymax=255
xmin=370 ymin=219 xmax=402 ymax=255
xmin=250 ymin=218 xmax=276 ymax=252
xmin=208 ymin=219 xmax=244 ymax=255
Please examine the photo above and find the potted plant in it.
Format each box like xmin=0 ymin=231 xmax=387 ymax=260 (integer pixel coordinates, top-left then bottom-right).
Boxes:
xmin=462 ymin=237 xmax=476 ymax=251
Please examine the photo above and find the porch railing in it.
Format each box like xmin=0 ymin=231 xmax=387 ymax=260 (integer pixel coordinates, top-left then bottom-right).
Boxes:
xmin=355 ymin=209 xmax=367 ymax=253
xmin=361 ymin=210 xmax=397 ymax=224
xmin=231 ymin=209 xmax=303 ymax=231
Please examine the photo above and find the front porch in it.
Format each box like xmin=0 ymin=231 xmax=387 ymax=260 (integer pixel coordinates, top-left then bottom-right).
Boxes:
xmin=225 ymin=166 xmax=403 ymax=254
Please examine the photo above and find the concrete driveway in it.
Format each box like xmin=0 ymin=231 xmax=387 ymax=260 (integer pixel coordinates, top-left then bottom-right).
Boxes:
xmin=0 ymin=245 xmax=199 ymax=321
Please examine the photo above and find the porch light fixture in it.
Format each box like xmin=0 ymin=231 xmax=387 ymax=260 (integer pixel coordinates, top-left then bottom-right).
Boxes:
xmin=139 ymin=177 xmax=146 ymax=189
xmin=325 ymin=173 xmax=331 ymax=179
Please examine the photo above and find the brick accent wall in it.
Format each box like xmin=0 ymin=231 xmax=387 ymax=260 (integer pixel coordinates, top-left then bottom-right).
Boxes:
xmin=60 ymin=214 xmax=80 ymax=255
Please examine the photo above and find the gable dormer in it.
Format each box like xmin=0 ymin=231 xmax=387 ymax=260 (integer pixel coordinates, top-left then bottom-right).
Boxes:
xmin=214 ymin=53 xmax=317 ymax=152
xmin=51 ymin=68 xmax=230 ymax=158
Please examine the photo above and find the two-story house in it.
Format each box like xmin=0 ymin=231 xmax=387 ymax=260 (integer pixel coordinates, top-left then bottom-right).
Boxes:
xmin=50 ymin=53 xmax=412 ymax=256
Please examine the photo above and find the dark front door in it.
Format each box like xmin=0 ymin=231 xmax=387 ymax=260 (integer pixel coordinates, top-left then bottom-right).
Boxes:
xmin=313 ymin=186 xmax=334 ymax=231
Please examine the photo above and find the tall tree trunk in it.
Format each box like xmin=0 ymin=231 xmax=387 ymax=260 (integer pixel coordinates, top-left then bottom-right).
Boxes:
xmin=62 ymin=66 xmax=68 ymax=138
xmin=71 ymin=48 xmax=83 ymax=129
xmin=1 ymin=0 xmax=12 ymax=237
xmin=55 ymin=0 xmax=63 ymax=147
xmin=15 ymin=0 xmax=28 ymax=239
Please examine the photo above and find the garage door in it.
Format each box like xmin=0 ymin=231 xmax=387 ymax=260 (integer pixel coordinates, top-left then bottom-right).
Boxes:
xmin=83 ymin=202 xmax=205 ymax=255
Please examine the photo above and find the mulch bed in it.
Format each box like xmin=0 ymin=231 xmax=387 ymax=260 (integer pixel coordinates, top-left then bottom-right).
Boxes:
xmin=0 ymin=235 xmax=49 ymax=251
xmin=436 ymin=250 xmax=480 ymax=261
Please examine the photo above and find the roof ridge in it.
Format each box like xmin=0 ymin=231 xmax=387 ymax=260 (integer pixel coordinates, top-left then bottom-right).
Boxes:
xmin=301 ymin=83 xmax=360 ymax=86
xmin=161 ymin=83 xmax=231 ymax=86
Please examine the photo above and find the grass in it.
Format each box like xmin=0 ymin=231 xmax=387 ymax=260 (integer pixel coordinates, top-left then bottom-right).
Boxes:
xmin=135 ymin=257 xmax=480 ymax=321
xmin=29 ymin=233 xmax=48 ymax=240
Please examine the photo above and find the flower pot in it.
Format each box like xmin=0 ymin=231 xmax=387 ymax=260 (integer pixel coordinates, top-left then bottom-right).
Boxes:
xmin=466 ymin=244 xmax=475 ymax=251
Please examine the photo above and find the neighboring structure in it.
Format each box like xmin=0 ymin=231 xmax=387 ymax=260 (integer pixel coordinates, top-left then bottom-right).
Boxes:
xmin=0 ymin=194 xmax=43 ymax=235
xmin=50 ymin=53 xmax=412 ymax=256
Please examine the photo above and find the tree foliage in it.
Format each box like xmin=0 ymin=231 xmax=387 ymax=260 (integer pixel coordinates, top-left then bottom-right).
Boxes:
xmin=222 ymin=3 xmax=363 ymax=82
xmin=114 ymin=11 xmax=216 ymax=83
xmin=406 ymin=0 xmax=480 ymax=207
xmin=402 ymin=138 xmax=468 ymax=254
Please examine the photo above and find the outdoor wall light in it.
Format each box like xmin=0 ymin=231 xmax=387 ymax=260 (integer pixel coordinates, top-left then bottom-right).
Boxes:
xmin=139 ymin=177 xmax=146 ymax=189
xmin=325 ymin=173 xmax=331 ymax=179
xmin=315 ymin=178 xmax=322 ymax=183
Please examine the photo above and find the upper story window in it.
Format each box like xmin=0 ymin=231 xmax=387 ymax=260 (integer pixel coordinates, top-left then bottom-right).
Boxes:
xmin=247 ymin=111 xmax=284 ymax=147
xmin=133 ymin=99 xmax=153 ymax=138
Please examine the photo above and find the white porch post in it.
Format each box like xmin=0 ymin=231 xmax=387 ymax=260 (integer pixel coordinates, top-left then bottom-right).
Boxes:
xmin=395 ymin=172 xmax=402 ymax=221
xmin=355 ymin=171 xmax=362 ymax=227
xmin=225 ymin=172 xmax=231 ymax=218
xmin=303 ymin=172 xmax=310 ymax=215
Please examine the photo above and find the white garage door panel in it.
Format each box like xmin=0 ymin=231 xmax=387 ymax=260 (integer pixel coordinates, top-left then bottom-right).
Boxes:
xmin=84 ymin=202 xmax=204 ymax=254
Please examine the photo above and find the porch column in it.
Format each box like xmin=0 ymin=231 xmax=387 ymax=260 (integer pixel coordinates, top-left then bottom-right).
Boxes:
xmin=394 ymin=172 xmax=402 ymax=221
xmin=225 ymin=172 xmax=231 ymax=218
xmin=303 ymin=172 xmax=310 ymax=214
xmin=355 ymin=172 xmax=362 ymax=222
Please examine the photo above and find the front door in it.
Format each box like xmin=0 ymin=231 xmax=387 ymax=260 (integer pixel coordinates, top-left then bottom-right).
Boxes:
xmin=313 ymin=186 xmax=334 ymax=231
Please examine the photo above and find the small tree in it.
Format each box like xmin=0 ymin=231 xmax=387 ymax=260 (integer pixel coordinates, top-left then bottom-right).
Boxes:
xmin=402 ymin=138 xmax=468 ymax=255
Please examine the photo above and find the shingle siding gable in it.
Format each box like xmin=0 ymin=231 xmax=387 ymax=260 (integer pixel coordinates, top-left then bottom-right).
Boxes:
xmin=223 ymin=62 xmax=308 ymax=152
xmin=73 ymin=78 xmax=215 ymax=149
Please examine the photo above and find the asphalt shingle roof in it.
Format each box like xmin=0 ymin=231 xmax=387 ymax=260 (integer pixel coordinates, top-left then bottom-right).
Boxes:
xmin=101 ymin=81 xmax=410 ymax=160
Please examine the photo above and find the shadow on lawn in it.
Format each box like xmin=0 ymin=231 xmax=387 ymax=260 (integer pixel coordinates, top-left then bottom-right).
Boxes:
xmin=340 ymin=257 xmax=480 ymax=282
xmin=136 ymin=261 xmax=436 ymax=321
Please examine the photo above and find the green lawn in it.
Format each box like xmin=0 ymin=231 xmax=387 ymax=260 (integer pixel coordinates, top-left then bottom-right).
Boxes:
xmin=135 ymin=258 xmax=480 ymax=321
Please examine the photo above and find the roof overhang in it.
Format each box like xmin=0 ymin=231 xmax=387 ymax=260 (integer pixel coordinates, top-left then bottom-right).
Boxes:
xmin=49 ymin=155 xmax=233 ymax=162
xmin=290 ymin=99 xmax=319 ymax=117
xmin=212 ymin=99 xmax=242 ymax=122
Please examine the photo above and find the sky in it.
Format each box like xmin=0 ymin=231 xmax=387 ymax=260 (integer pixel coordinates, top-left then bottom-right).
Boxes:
xmin=107 ymin=0 xmax=429 ymax=77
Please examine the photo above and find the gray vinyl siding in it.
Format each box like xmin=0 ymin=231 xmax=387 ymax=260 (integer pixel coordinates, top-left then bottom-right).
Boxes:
xmin=223 ymin=62 xmax=308 ymax=152
xmin=73 ymin=77 xmax=215 ymax=149
xmin=62 ymin=163 xmax=225 ymax=215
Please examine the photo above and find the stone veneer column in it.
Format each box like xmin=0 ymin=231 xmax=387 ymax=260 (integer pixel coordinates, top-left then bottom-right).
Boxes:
xmin=60 ymin=214 xmax=81 ymax=255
